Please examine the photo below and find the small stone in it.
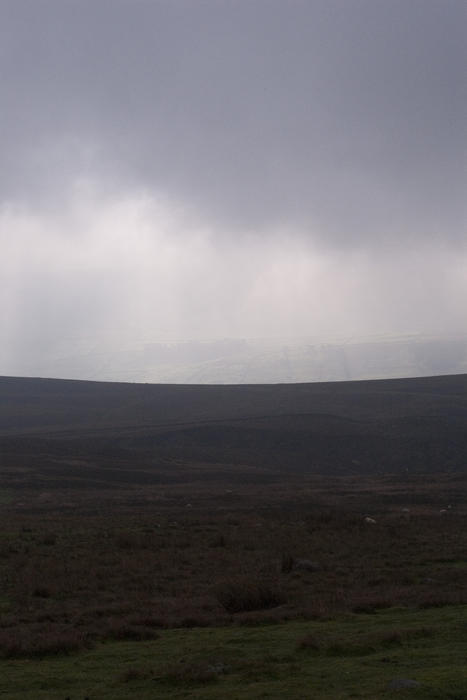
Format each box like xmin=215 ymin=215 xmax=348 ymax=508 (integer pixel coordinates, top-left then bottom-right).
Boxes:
xmin=293 ymin=558 xmax=321 ymax=572
xmin=387 ymin=678 xmax=421 ymax=690
xmin=207 ymin=663 xmax=229 ymax=674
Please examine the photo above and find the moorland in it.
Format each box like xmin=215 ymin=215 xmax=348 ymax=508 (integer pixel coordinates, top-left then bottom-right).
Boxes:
xmin=1 ymin=373 xmax=467 ymax=698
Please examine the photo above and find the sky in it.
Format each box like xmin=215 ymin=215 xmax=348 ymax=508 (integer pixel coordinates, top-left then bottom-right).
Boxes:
xmin=1 ymin=0 xmax=466 ymax=377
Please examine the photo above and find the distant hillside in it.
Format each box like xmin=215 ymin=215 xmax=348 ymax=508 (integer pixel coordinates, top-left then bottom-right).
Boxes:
xmin=1 ymin=373 xmax=466 ymax=486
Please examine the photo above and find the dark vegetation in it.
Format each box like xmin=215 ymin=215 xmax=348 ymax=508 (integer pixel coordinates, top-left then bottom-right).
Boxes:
xmin=0 ymin=373 xmax=466 ymax=666
xmin=1 ymin=373 xmax=467 ymax=482
xmin=1 ymin=471 xmax=467 ymax=659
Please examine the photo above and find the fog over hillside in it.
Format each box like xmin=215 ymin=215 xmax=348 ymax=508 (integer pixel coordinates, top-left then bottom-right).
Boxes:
xmin=3 ymin=333 xmax=466 ymax=385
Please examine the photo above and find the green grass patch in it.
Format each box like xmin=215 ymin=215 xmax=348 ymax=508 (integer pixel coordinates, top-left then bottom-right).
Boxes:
xmin=1 ymin=605 xmax=467 ymax=699
xmin=0 ymin=597 xmax=11 ymax=614
xmin=450 ymin=561 xmax=467 ymax=570
xmin=0 ymin=490 xmax=15 ymax=505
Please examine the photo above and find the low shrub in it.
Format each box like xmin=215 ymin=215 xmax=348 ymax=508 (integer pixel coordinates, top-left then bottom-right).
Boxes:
xmin=216 ymin=578 xmax=286 ymax=614
xmin=33 ymin=586 xmax=52 ymax=598
xmin=209 ymin=534 xmax=227 ymax=548
xmin=281 ymin=553 xmax=294 ymax=573
xmin=0 ymin=627 xmax=90 ymax=658
xmin=164 ymin=661 xmax=219 ymax=684
xmin=105 ymin=619 xmax=160 ymax=641
xmin=119 ymin=667 xmax=153 ymax=683
xmin=297 ymin=633 xmax=321 ymax=650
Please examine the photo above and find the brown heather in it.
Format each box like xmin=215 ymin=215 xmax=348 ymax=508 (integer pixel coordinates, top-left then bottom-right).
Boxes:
xmin=1 ymin=472 xmax=467 ymax=657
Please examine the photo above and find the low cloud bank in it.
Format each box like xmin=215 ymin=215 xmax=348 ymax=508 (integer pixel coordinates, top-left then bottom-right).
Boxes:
xmin=1 ymin=182 xmax=466 ymax=380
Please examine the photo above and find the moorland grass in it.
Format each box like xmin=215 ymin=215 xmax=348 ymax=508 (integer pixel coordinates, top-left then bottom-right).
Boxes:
xmin=1 ymin=605 xmax=467 ymax=699
xmin=2 ymin=475 xmax=467 ymax=652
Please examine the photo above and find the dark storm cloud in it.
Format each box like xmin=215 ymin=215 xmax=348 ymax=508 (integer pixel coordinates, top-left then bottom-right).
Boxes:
xmin=1 ymin=0 xmax=465 ymax=247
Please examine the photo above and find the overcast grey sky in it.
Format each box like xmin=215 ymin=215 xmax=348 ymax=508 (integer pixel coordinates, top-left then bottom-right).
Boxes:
xmin=1 ymin=0 xmax=466 ymax=376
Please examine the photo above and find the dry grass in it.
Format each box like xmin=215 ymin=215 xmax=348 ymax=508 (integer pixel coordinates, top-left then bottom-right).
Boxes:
xmin=1 ymin=473 xmax=467 ymax=656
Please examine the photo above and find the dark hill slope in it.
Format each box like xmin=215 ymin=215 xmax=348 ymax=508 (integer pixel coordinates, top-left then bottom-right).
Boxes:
xmin=1 ymin=374 xmax=466 ymax=485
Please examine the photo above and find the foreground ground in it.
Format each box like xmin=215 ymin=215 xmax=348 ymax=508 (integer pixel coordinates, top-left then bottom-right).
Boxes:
xmin=1 ymin=374 xmax=466 ymax=696
xmin=0 ymin=473 xmax=466 ymax=698
xmin=2 ymin=606 xmax=467 ymax=698
xmin=1 ymin=474 xmax=467 ymax=641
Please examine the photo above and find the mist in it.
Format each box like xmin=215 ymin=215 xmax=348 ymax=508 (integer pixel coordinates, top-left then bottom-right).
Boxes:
xmin=1 ymin=1 xmax=465 ymax=381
